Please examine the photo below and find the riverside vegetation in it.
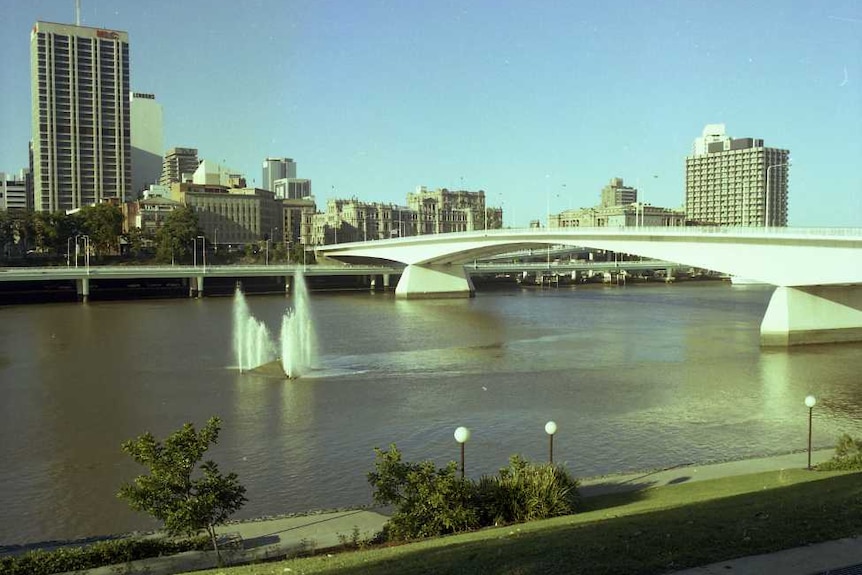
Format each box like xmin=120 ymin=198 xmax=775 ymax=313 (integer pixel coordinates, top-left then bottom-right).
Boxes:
xmin=367 ymin=445 xmax=580 ymax=541
xmin=6 ymin=430 xmax=862 ymax=574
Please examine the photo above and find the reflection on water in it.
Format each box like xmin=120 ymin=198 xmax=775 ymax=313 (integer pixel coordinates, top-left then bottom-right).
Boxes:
xmin=1 ymin=283 xmax=861 ymax=544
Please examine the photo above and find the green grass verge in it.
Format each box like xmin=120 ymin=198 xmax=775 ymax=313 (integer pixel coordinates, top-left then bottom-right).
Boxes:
xmin=189 ymin=469 xmax=862 ymax=575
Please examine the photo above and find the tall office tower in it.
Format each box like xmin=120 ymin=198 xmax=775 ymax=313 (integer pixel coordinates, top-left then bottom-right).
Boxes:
xmin=600 ymin=177 xmax=638 ymax=207
xmin=130 ymin=92 xmax=163 ymax=198
xmin=160 ymin=147 xmax=199 ymax=185
xmin=261 ymin=157 xmax=296 ymax=191
xmin=30 ymin=22 xmax=130 ymax=212
xmin=685 ymin=125 xmax=789 ymax=227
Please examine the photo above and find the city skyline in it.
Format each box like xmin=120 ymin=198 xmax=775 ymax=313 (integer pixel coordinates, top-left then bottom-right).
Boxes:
xmin=1 ymin=0 xmax=860 ymax=227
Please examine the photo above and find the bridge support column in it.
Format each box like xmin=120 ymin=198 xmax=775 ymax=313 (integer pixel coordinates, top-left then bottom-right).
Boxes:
xmin=383 ymin=274 xmax=390 ymax=289
xmin=761 ymin=285 xmax=862 ymax=346
xmin=395 ymin=264 xmax=475 ymax=299
xmin=76 ymin=277 xmax=90 ymax=303
xmin=189 ymin=275 xmax=204 ymax=298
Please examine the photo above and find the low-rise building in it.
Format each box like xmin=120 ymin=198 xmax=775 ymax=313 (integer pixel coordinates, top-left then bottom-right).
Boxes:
xmin=551 ymin=203 xmax=685 ymax=228
xmin=550 ymin=177 xmax=684 ymax=228
xmin=0 ymin=170 xmax=31 ymax=211
xmin=273 ymin=178 xmax=311 ymax=200
xmin=122 ymin=195 xmax=182 ymax=235
xmin=169 ymin=182 xmax=280 ymax=248
xmin=407 ymin=187 xmax=493 ymax=234
xmin=280 ymin=197 xmax=317 ymax=247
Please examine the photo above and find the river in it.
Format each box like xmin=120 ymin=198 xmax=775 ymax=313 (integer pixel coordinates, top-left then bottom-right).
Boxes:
xmin=1 ymin=281 xmax=861 ymax=545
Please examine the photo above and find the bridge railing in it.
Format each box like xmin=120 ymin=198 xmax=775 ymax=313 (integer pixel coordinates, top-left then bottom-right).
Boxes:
xmin=316 ymin=226 xmax=862 ymax=250
xmin=484 ymin=226 xmax=862 ymax=238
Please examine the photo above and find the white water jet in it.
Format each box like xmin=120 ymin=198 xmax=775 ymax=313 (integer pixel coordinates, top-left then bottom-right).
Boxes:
xmin=280 ymin=272 xmax=317 ymax=378
xmin=232 ymin=273 xmax=317 ymax=379
xmin=233 ymin=287 xmax=276 ymax=372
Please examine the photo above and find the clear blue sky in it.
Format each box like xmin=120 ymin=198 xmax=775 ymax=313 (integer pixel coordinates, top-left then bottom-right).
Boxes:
xmin=2 ymin=0 xmax=860 ymax=227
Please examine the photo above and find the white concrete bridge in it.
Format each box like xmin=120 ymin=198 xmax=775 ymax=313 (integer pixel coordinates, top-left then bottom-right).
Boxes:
xmin=316 ymin=227 xmax=862 ymax=347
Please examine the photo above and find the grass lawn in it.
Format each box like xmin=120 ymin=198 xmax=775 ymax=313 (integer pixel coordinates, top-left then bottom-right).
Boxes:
xmin=188 ymin=468 xmax=862 ymax=575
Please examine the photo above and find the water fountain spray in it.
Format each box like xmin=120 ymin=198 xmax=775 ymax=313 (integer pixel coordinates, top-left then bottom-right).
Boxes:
xmin=233 ymin=273 xmax=317 ymax=379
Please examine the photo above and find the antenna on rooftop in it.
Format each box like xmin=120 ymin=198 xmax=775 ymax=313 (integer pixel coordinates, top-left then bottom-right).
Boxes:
xmin=75 ymin=0 xmax=81 ymax=25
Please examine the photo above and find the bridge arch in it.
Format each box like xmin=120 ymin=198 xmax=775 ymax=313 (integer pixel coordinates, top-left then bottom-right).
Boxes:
xmin=317 ymin=227 xmax=862 ymax=347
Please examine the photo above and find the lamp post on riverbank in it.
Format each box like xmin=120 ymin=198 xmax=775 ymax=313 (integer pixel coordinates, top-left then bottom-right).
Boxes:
xmin=545 ymin=421 xmax=557 ymax=464
xmin=197 ymin=236 xmax=206 ymax=272
xmin=454 ymin=426 xmax=471 ymax=478
xmin=805 ymin=395 xmax=816 ymax=469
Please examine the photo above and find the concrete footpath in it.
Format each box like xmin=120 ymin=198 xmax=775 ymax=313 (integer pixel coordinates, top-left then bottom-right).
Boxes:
xmin=61 ymin=509 xmax=390 ymax=575
xmin=45 ymin=448 xmax=862 ymax=574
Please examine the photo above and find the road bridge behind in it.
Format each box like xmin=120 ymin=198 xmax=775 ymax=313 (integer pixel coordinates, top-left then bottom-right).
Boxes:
xmin=317 ymin=227 xmax=862 ymax=347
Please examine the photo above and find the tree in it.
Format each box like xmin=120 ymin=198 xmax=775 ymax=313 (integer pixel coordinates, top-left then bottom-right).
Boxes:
xmin=0 ymin=211 xmax=14 ymax=258
xmin=79 ymin=203 xmax=123 ymax=255
xmin=367 ymin=444 xmax=479 ymax=540
xmin=155 ymin=206 xmax=201 ymax=263
xmin=117 ymin=417 xmax=247 ymax=562
xmin=124 ymin=227 xmax=148 ymax=257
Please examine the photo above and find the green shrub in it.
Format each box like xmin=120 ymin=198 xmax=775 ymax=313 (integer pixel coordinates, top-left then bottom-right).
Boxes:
xmin=0 ymin=536 xmax=208 ymax=575
xmin=367 ymin=444 xmax=479 ymax=540
xmin=476 ymin=455 xmax=580 ymax=525
xmin=367 ymin=446 xmax=581 ymax=542
xmin=818 ymin=434 xmax=862 ymax=471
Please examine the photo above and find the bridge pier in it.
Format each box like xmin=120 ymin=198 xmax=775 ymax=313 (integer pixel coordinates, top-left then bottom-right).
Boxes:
xmin=395 ymin=264 xmax=475 ymax=299
xmin=189 ymin=275 xmax=204 ymax=298
xmin=370 ymin=274 xmax=391 ymax=292
xmin=761 ymin=285 xmax=862 ymax=346
xmin=76 ymin=277 xmax=89 ymax=303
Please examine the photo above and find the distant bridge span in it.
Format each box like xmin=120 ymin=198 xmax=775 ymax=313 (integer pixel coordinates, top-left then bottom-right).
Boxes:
xmin=316 ymin=227 xmax=862 ymax=347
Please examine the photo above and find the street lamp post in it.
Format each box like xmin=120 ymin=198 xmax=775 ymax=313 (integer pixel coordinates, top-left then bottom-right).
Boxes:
xmin=74 ymin=234 xmax=82 ymax=268
xmin=77 ymin=235 xmax=90 ymax=274
xmin=805 ymin=395 xmax=816 ymax=470
xmin=197 ymin=235 xmax=206 ymax=272
xmin=454 ymin=426 xmax=471 ymax=479
xmin=765 ymin=163 xmax=788 ymax=228
xmin=545 ymin=421 xmax=558 ymax=464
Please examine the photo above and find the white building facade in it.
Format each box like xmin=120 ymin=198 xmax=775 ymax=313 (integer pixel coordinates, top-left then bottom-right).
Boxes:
xmin=130 ymin=92 xmax=163 ymax=198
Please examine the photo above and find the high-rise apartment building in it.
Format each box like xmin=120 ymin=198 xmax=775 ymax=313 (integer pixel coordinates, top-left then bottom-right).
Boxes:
xmin=30 ymin=22 xmax=130 ymax=212
xmin=130 ymin=92 xmax=163 ymax=197
xmin=685 ymin=124 xmax=789 ymax=227
xmin=261 ymin=157 xmax=296 ymax=191
xmin=160 ymin=147 xmax=199 ymax=185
